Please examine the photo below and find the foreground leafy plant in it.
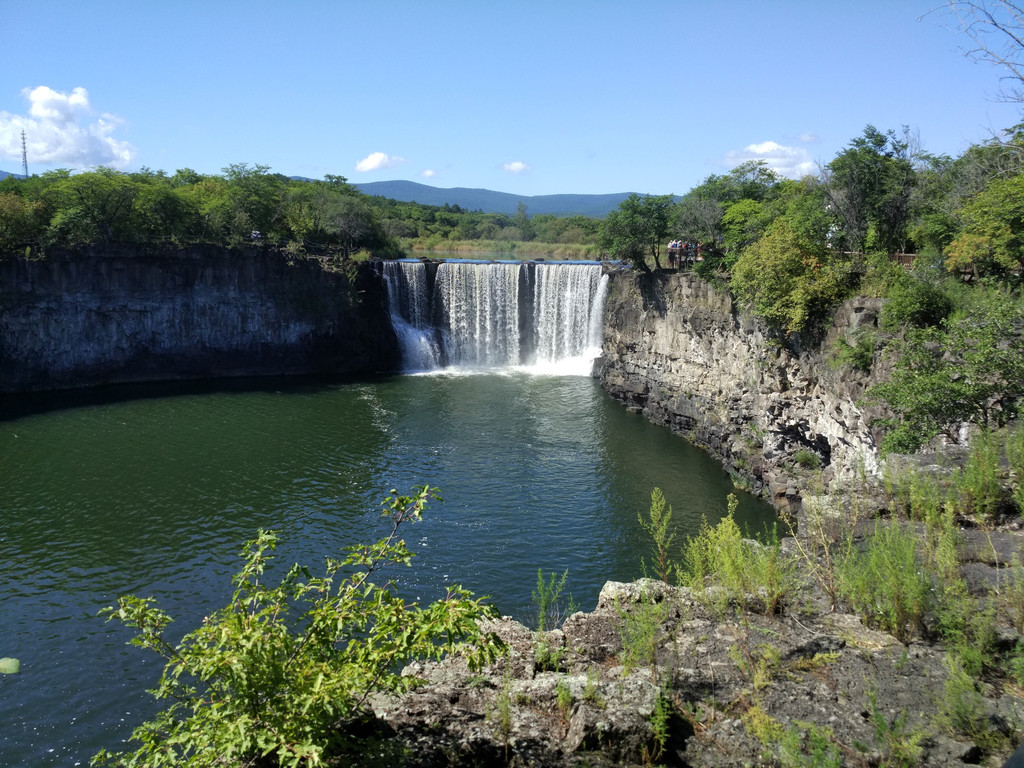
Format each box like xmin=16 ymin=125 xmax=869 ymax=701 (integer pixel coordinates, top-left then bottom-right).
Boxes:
xmin=92 ymin=486 xmax=502 ymax=768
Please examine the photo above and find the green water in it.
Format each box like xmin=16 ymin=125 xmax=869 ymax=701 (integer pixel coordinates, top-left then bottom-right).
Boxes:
xmin=0 ymin=373 xmax=773 ymax=766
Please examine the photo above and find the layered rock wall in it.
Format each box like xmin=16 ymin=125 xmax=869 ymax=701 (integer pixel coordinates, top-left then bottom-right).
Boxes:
xmin=599 ymin=270 xmax=886 ymax=507
xmin=0 ymin=247 xmax=398 ymax=392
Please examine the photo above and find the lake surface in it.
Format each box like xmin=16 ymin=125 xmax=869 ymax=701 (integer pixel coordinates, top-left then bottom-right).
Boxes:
xmin=0 ymin=372 xmax=773 ymax=766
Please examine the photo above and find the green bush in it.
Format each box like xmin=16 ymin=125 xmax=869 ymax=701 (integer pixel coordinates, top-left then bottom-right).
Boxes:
xmin=680 ymin=494 xmax=800 ymax=615
xmin=93 ymin=486 xmax=502 ymax=768
xmin=953 ymin=429 xmax=1005 ymax=519
xmin=837 ymin=519 xmax=933 ymax=643
xmin=880 ymin=275 xmax=954 ymax=330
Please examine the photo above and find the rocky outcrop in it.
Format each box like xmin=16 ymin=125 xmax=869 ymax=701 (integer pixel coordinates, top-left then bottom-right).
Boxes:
xmin=599 ymin=270 xmax=888 ymax=509
xmin=373 ymin=577 xmax=1020 ymax=767
xmin=0 ymin=246 xmax=398 ymax=392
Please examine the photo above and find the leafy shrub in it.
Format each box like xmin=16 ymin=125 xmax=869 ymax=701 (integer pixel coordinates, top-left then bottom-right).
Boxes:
xmin=792 ymin=448 xmax=821 ymax=469
xmin=880 ymin=275 xmax=954 ymax=330
xmin=832 ymin=329 xmax=875 ymax=372
xmin=953 ymin=429 xmax=1005 ymax=519
xmin=93 ymin=486 xmax=502 ymax=768
xmin=731 ymin=220 xmax=852 ymax=335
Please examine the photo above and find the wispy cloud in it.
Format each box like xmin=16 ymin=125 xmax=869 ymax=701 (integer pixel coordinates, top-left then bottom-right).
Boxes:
xmin=502 ymin=160 xmax=529 ymax=174
xmin=0 ymin=85 xmax=137 ymax=169
xmin=722 ymin=140 xmax=814 ymax=179
xmin=421 ymin=168 xmax=437 ymax=179
xmin=355 ymin=151 xmax=405 ymax=173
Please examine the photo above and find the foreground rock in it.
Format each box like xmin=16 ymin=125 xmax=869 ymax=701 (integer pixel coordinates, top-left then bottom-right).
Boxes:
xmin=373 ymin=579 xmax=1023 ymax=767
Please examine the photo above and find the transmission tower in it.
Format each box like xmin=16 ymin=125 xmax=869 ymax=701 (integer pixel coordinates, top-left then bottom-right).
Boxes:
xmin=21 ymin=130 xmax=28 ymax=178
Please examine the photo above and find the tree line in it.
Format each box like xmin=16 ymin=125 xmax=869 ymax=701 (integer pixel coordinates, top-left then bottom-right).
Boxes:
xmin=0 ymin=165 xmax=605 ymax=258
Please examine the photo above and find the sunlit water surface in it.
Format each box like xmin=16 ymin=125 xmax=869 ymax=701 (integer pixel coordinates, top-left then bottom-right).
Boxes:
xmin=0 ymin=373 xmax=773 ymax=766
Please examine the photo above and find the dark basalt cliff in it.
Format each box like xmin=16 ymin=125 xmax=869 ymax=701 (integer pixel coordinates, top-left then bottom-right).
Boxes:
xmin=0 ymin=247 xmax=398 ymax=392
xmin=599 ymin=270 xmax=888 ymax=509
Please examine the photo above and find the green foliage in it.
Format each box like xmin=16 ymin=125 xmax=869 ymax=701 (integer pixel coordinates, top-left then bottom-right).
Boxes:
xmin=616 ymin=592 xmax=670 ymax=671
xmin=680 ymin=494 xmax=800 ymax=615
xmin=823 ymin=124 xmax=917 ymax=254
xmin=792 ymin=448 xmax=821 ymax=469
xmin=730 ymin=219 xmax=852 ymax=334
xmin=637 ymin=487 xmax=675 ymax=583
xmin=946 ymin=171 xmax=1024 ymax=282
xmin=935 ymin=655 xmax=1003 ymax=752
xmin=554 ymin=679 xmax=573 ymax=720
xmin=743 ymin=706 xmax=842 ymax=768
xmin=954 ymin=429 xmax=1005 ymax=519
xmin=92 ymin=486 xmax=502 ymax=768
xmin=600 ymin=193 xmax=675 ymax=270
xmin=832 ymin=327 xmax=876 ymax=372
xmin=880 ymin=274 xmax=955 ymax=329
xmin=837 ymin=519 xmax=933 ymax=643
xmin=532 ymin=568 xmax=577 ymax=633
xmin=866 ymin=689 xmax=925 ymax=768
xmin=642 ymin=689 xmax=672 ymax=766
xmin=870 ymin=296 xmax=1024 ymax=453
xmin=1008 ymin=421 xmax=1024 ymax=514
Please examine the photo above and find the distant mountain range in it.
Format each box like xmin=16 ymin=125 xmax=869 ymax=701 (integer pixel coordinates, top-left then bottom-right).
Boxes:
xmin=352 ymin=180 xmax=632 ymax=218
xmin=0 ymin=170 xmax=630 ymax=218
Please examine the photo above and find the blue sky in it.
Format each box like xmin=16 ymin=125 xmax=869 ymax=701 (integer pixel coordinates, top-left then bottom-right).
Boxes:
xmin=1 ymin=1 xmax=1021 ymax=197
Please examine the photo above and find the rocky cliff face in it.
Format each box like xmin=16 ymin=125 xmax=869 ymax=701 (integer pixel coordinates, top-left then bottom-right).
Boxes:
xmin=599 ymin=270 xmax=887 ymax=508
xmin=0 ymin=246 xmax=398 ymax=392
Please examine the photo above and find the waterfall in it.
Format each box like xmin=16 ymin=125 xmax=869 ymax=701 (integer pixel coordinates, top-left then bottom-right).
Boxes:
xmin=379 ymin=260 xmax=608 ymax=375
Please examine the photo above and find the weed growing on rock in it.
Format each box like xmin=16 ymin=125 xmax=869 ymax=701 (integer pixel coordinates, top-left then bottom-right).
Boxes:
xmin=954 ymin=428 xmax=1005 ymax=519
xmin=866 ymin=688 xmax=925 ymax=768
xmin=681 ymin=493 xmax=801 ymax=616
xmin=638 ymin=487 xmax=675 ymax=584
xmin=935 ymin=655 xmax=1004 ymax=753
xmin=555 ymin=680 xmax=573 ymax=721
xmin=532 ymin=568 xmax=577 ymax=632
xmin=616 ymin=591 xmax=671 ymax=672
xmin=837 ymin=518 xmax=933 ymax=644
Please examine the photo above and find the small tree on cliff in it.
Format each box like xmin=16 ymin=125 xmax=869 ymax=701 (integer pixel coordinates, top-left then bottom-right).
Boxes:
xmin=93 ymin=486 xmax=503 ymax=768
xmin=600 ymin=193 xmax=674 ymax=271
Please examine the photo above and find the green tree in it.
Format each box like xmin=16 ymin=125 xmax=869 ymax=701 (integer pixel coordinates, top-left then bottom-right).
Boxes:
xmin=222 ymin=163 xmax=286 ymax=243
xmin=45 ymin=167 xmax=140 ymax=245
xmin=0 ymin=190 xmax=44 ymax=252
xmin=93 ymin=486 xmax=503 ymax=768
xmin=600 ymin=193 xmax=674 ymax=270
xmin=823 ymin=125 xmax=918 ymax=254
xmin=869 ymin=296 xmax=1024 ymax=453
xmin=730 ymin=219 xmax=851 ymax=334
xmin=945 ymin=171 xmax=1024 ymax=282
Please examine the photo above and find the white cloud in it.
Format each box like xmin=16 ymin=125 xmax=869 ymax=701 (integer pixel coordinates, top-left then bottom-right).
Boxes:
xmin=354 ymin=151 xmax=405 ymax=173
xmin=0 ymin=85 xmax=137 ymax=170
xmin=798 ymin=132 xmax=820 ymax=144
xmin=722 ymin=140 xmax=814 ymax=179
xmin=421 ymin=168 xmax=437 ymax=179
xmin=502 ymin=160 xmax=529 ymax=174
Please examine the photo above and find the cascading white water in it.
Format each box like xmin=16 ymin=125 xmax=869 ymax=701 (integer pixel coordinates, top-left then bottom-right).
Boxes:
xmin=380 ymin=260 xmax=608 ymax=375
xmin=531 ymin=264 xmax=608 ymax=372
xmin=435 ymin=262 xmax=522 ymax=368
xmin=380 ymin=260 xmax=444 ymax=371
